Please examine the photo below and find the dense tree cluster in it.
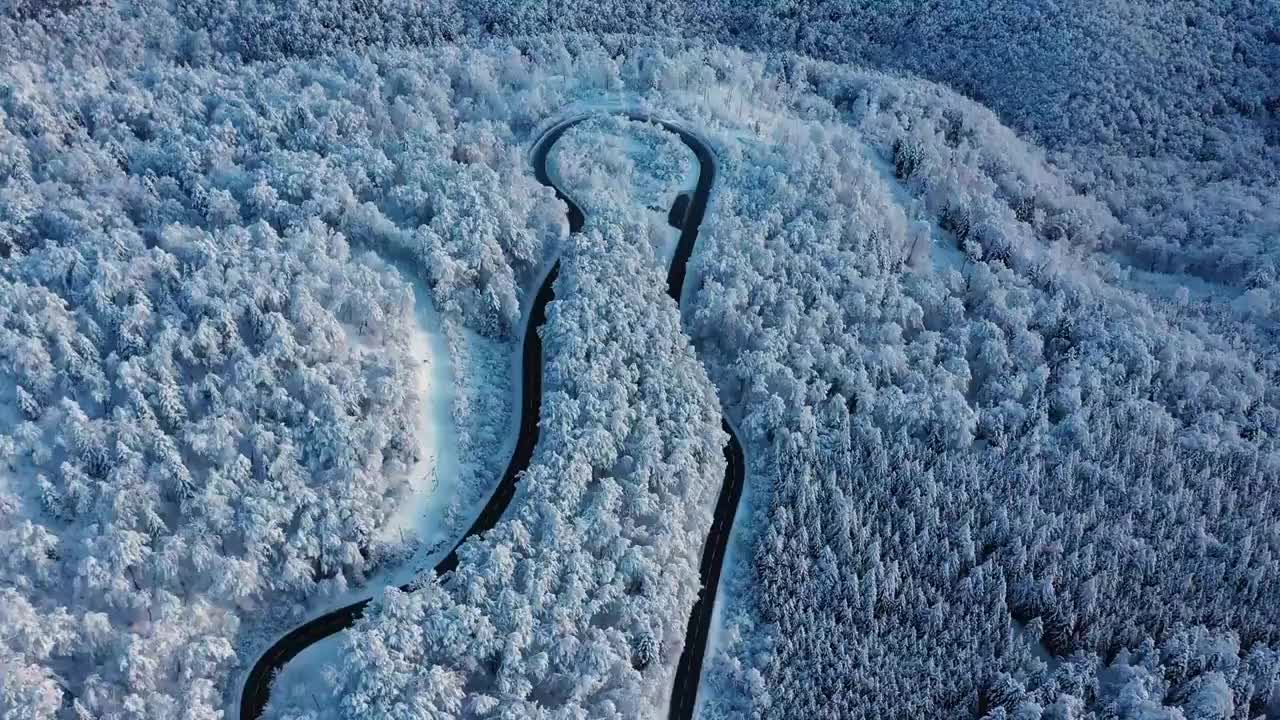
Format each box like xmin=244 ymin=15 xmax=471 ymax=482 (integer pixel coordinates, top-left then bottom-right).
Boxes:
xmin=1056 ymin=148 xmax=1280 ymax=322
xmin=218 ymin=0 xmax=1280 ymax=319
xmin=548 ymin=115 xmax=692 ymax=218
xmin=14 ymin=0 xmax=1275 ymax=158
xmin=688 ymin=59 xmax=1280 ymax=719
xmin=711 ymin=0 xmax=1277 ymax=155
xmin=266 ymin=106 xmax=719 ymax=720
xmin=546 ymin=115 xmax=697 ymax=265
xmin=0 ymin=38 xmax=574 ymax=718
xmin=3 ymin=6 xmax=1277 ymax=717
xmin=285 ymin=217 xmax=725 ymax=719
xmin=707 ymin=399 xmax=1280 ymax=719
xmin=174 ymin=0 xmax=1280 ymax=171
xmin=0 ymin=179 xmax=420 ymax=716
xmin=0 ymin=33 xmax=745 ymax=719
xmin=11 ymin=0 xmax=1274 ymax=308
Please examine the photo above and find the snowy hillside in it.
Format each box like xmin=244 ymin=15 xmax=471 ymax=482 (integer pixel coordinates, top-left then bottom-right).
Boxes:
xmin=2 ymin=2 xmax=1279 ymax=720
xmin=0 ymin=39 xmax=561 ymax=717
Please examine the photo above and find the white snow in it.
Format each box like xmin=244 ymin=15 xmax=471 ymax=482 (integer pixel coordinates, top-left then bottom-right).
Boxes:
xmin=860 ymin=138 xmax=965 ymax=274
xmin=6 ymin=14 xmax=1276 ymax=718
xmin=376 ymin=265 xmax=462 ymax=559
xmin=1123 ymin=264 xmax=1239 ymax=307
xmin=646 ymin=129 xmax=696 ymax=266
xmin=687 ymin=413 xmax=756 ymax=720
xmin=264 ymin=633 xmax=344 ymax=713
xmin=1012 ymin=618 xmax=1060 ymax=672
xmin=254 ymin=257 xmax=552 ymax=709
xmin=543 ymin=106 xmax=699 ymax=266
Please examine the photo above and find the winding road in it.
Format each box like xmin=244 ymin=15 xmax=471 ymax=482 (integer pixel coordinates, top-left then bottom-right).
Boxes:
xmin=239 ymin=113 xmax=743 ymax=720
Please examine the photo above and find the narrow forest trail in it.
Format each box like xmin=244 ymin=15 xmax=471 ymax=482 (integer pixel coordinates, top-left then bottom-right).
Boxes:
xmin=239 ymin=112 xmax=741 ymax=720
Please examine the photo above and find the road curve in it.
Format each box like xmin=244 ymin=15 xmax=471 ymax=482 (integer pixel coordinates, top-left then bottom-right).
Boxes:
xmin=533 ymin=113 xmax=744 ymax=720
xmin=650 ymin=121 xmax=745 ymax=720
xmin=238 ymin=204 xmax=560 ymax=719
xmin=239 ymin=113 xmax=742 ymax=720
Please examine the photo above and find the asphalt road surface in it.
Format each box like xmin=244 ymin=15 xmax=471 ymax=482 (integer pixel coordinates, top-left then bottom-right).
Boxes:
xmin=239 ymin=179 xmax=561 ymax=720
xmin=240 ymin=113 xmax=742 ymax=720
xmin=534 ymin=112 xmax=743 ymax=720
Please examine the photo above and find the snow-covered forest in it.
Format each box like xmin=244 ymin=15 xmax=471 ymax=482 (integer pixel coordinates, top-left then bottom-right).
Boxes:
xmin=680 ymin=57 xmax=1280 ymax=719
xmin=683 ymin=58 xmax=1280 ymax=720
xmin=3 ymin=1 xmax=1278 ymax=719
xmin=304 ymin=216 xmax=724 ymax=718
xmin=265 ymin=91 xmax=727 ymax=720
xmin=0 ymin=36 xmax=566 ymax=718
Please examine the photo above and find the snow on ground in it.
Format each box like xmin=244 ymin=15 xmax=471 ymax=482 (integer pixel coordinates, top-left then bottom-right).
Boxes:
xmin=264 ymin=633 xmax=344 ymax=713
xmin=255 ymin=256 xmax=557 ymax=712
xmin=1123 ymin=264 xmax=1240 ymax=308
xmin=1012 ymin=619 xmax=1061 ymax=673
xmin=859 ymin=137 xmax=966 ymax=275
xmin=646 ymin=131 xmax=698 ymax=265
xmin=686 ymin=414 xmax=758 ymax=720
xmin=542 ymin=107 xmax=754 ymax=719
xmin=231 ymin=262 xmax=517 ymax=714
xmin=546 ymin=111 xmax=698 ymax=266
xmin=377 ymin=264 xmax=461 ymax=560
xmin=294 ymin=259 xmax=514 ymax=603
